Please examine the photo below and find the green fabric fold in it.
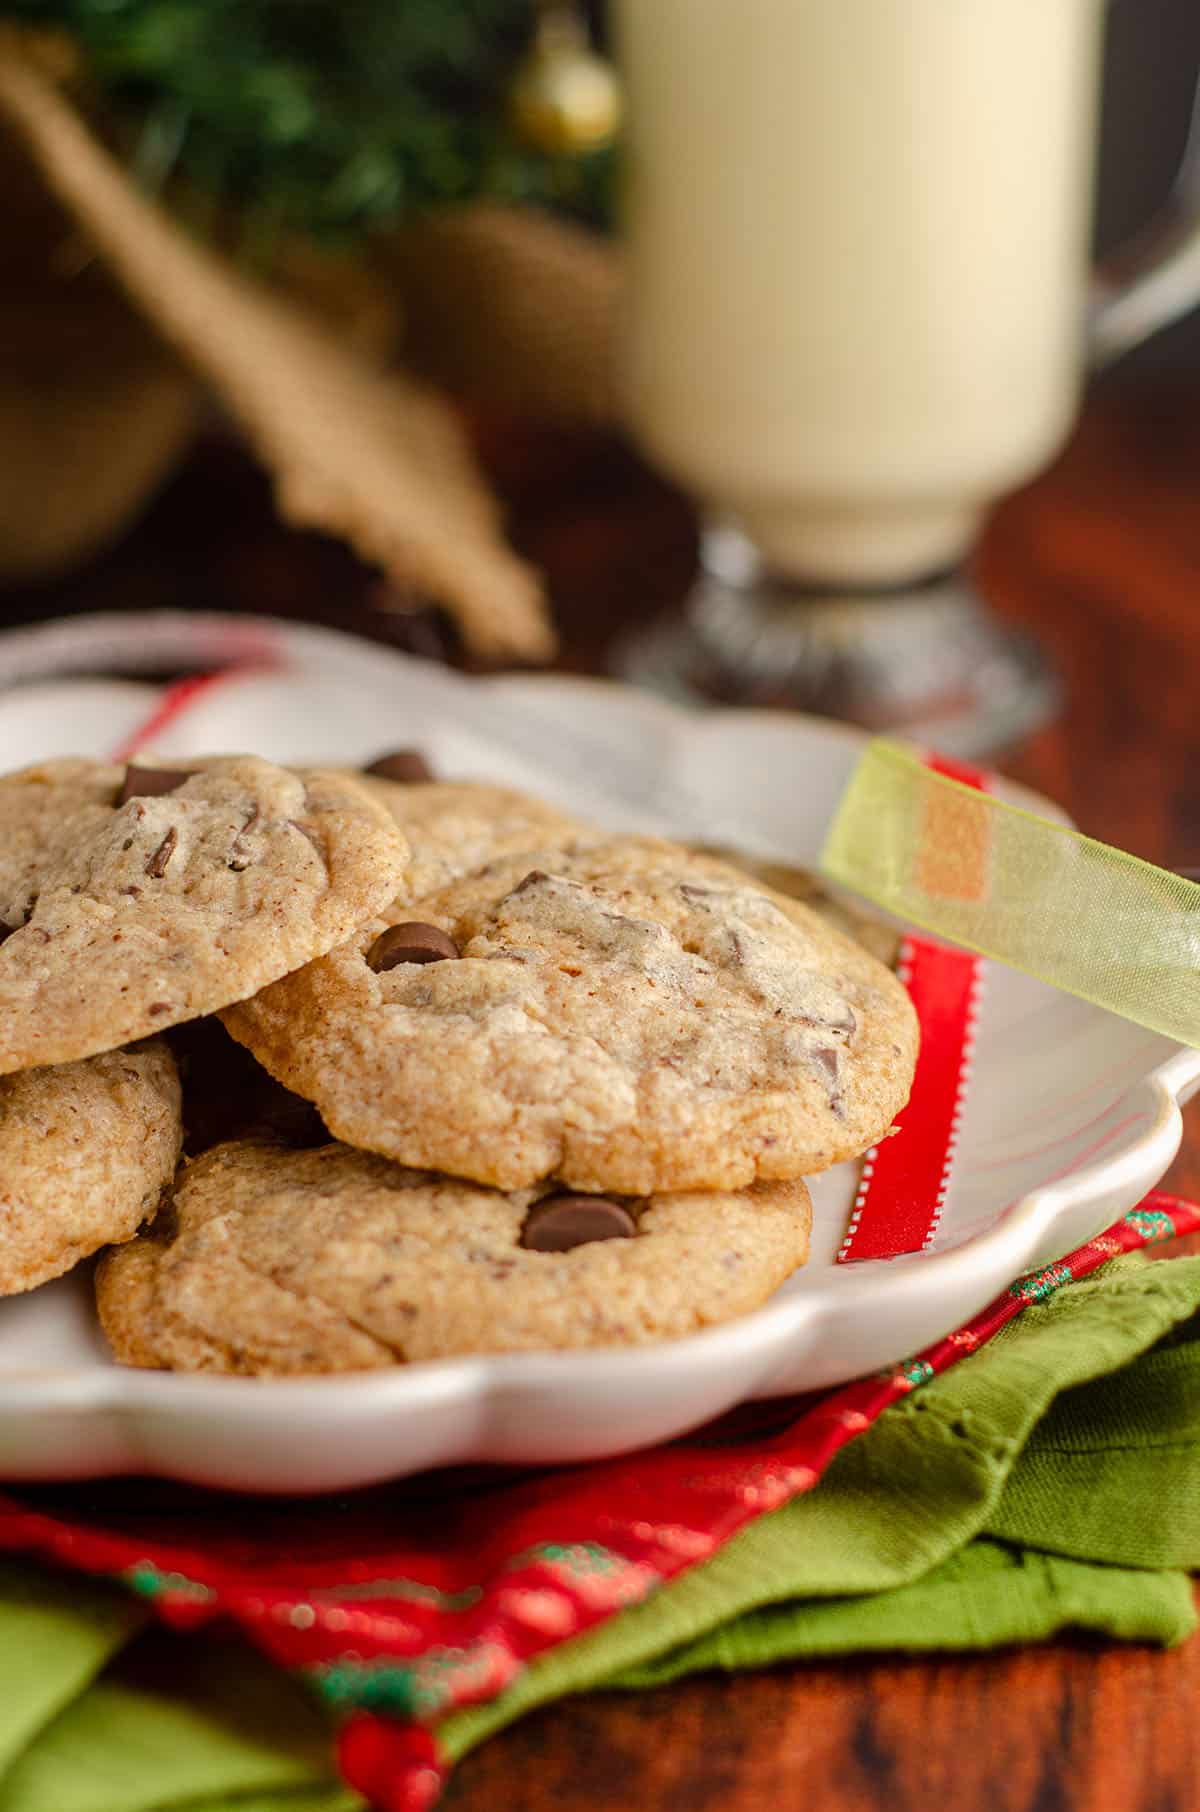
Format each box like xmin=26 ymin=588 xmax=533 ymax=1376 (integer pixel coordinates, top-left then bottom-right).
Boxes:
xmin=0 ymin=1561 xmax=147 ymax=1778
xmin=986 ymin=1325 xmax=1200 ymax=1568
xmin=0 ymin=1604 xmax=359 ymax=1812
xmin=612 ymin=1541 xmax=1196 ymax=1685
xmin=0 ymin=1254 xmax=1196 ymax=1809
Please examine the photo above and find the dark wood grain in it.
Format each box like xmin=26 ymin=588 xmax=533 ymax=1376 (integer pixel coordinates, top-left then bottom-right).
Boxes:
xmin=442 ymin=1639 xmax=1200 ymax=1812
xmin=2 ymin=377 xmax=1198 ymax=1811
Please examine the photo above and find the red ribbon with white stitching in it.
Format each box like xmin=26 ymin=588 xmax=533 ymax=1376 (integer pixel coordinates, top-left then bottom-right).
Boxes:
xmin=838 ymin=754 xmax=988 ymax=1263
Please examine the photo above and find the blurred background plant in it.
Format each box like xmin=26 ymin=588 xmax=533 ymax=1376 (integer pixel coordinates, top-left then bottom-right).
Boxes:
xmin=3 ymin=0 xmax=615 ymax=241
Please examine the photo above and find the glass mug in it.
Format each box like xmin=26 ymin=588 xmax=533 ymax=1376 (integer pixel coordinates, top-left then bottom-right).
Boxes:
xmin=615 ymin=0 xmax=1200 ymax=753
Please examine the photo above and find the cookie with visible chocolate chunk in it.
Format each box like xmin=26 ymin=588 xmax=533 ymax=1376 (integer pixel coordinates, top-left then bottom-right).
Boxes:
xmin=353 ymin=775 xmax=585 ymax=901
xmin=0 ymin=756 xmax=409 ymax=1073
xmin=95 ymin=1137 xmax=812 ymax=1372
xmin=0 ymin=1040 xmax=181 ymax=1295
xmin=697 ymin=847 xmax=902 ymax=969
xmin=222 ymin=836 xmax=917 ymax=1193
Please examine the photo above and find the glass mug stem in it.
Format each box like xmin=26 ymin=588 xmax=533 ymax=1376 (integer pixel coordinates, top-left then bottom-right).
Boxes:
xmin=620 ymin=525 xmax=1057 ymax=758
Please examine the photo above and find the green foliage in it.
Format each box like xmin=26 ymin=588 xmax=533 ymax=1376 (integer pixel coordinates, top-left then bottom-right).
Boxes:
xmin=6 ymin=0 xmax=613 ymax=236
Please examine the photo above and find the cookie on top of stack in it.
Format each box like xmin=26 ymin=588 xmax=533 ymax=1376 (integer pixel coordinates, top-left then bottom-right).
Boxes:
xmin=0 ymin=747 xmax=918 ymax=1373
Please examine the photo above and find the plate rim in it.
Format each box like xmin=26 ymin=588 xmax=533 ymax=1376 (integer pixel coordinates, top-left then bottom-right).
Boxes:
xmin=0 ymin=612 xmax=1195 ymax=1480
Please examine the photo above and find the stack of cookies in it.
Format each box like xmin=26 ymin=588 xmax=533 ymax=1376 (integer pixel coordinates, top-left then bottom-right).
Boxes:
xmin=0 ymin=751 xmax=917 ymax=1374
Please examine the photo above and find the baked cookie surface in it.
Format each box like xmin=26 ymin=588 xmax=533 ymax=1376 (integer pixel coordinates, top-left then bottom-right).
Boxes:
xmin=223 ymin=836 xmax=918 ymax=1192
xmin=0 ymin=756 xmax=408 ymax=1071
xmin=697 ymin=848 xmax=902 ymax=969
xmin=0 ymin=1040 xmax=182 ymax=1295
xmin=95 ymin=1137 xmax=812 ymax=1372
xmin=357 ymin=777 xmax=585 ymax=901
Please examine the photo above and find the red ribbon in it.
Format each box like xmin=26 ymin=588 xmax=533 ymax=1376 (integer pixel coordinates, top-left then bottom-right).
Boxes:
xmin=839 ymin=753 xmax=988 ymax=1263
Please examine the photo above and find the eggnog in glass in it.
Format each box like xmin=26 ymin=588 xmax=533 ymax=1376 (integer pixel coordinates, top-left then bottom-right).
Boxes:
xmin=614 ymin=0 xmax=1200 ymax=751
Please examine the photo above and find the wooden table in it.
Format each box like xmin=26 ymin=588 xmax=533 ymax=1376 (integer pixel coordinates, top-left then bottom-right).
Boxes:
xmin=5 ymin=378 xmax=1199 ymax=1811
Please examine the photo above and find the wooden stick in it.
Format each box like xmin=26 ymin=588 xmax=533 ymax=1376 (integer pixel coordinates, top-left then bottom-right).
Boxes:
xmin=0 ymin=39 xmax=555 ymax=660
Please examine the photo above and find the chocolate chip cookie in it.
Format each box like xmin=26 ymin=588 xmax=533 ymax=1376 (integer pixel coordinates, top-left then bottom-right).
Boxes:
xmin=0 ymin=1040 xmax=182 ymax=1295
xmin=222 ymin=836 xmax=918 ymax=1193
xmin=0 ymin=756 xmax=409 ymax=1073
xmin=95 ymin=1137 xmax=812 ymax=1372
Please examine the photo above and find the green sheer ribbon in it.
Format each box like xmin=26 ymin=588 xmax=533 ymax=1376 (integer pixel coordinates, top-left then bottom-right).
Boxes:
xmin=820 ymin=738 xmax=1200 ymax=1046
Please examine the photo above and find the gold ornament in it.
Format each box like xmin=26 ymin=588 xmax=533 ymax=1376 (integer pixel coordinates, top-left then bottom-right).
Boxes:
xmin=508 ymin=5 xmax=622 ymax=156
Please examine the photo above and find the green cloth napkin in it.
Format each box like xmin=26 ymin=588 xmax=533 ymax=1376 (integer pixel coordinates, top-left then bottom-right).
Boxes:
xmin=0 ymin=1252 xmax=1196 ymax=1809
xmin=0 ymin=1562 xmax=358 ymax=1812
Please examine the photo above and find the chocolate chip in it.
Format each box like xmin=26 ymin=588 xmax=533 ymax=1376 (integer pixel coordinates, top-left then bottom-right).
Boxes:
xmin=520 ymin=1195 xmax=637 ymax=1252
xmin=229 ymin=804 xmax=261 ymax=869
xmin=145 ymin=826 xmax=178 ymax=878
xmin=119 ymin=765 xmax=198 ymax=804
xmin=799 ymin=1005 xmax=857 ymax=1036
xmin=363 ymin=749 xmax=435 ymax=784
xmin=367 ymin=922 xmax=460 ymax=971
xmin=809 ymin=1045 xmax=845 ymax=1117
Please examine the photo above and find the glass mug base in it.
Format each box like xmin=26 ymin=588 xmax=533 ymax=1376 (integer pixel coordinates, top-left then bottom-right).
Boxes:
xmin=616 ymin=533 xmax=1059 ymax=761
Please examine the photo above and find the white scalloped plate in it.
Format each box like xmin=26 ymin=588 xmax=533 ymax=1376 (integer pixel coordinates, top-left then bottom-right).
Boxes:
xmin=0 ymin=613 xmax=1194 ymax=1495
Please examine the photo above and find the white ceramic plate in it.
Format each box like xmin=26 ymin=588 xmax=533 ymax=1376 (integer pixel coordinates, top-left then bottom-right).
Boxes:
xmin=0 ymin=612 xmax=1195 ymax=1495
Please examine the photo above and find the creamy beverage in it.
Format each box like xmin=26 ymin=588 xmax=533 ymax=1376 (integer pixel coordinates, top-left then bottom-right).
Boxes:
xmin=616 ymin=0 xmax=1105 ymax=585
